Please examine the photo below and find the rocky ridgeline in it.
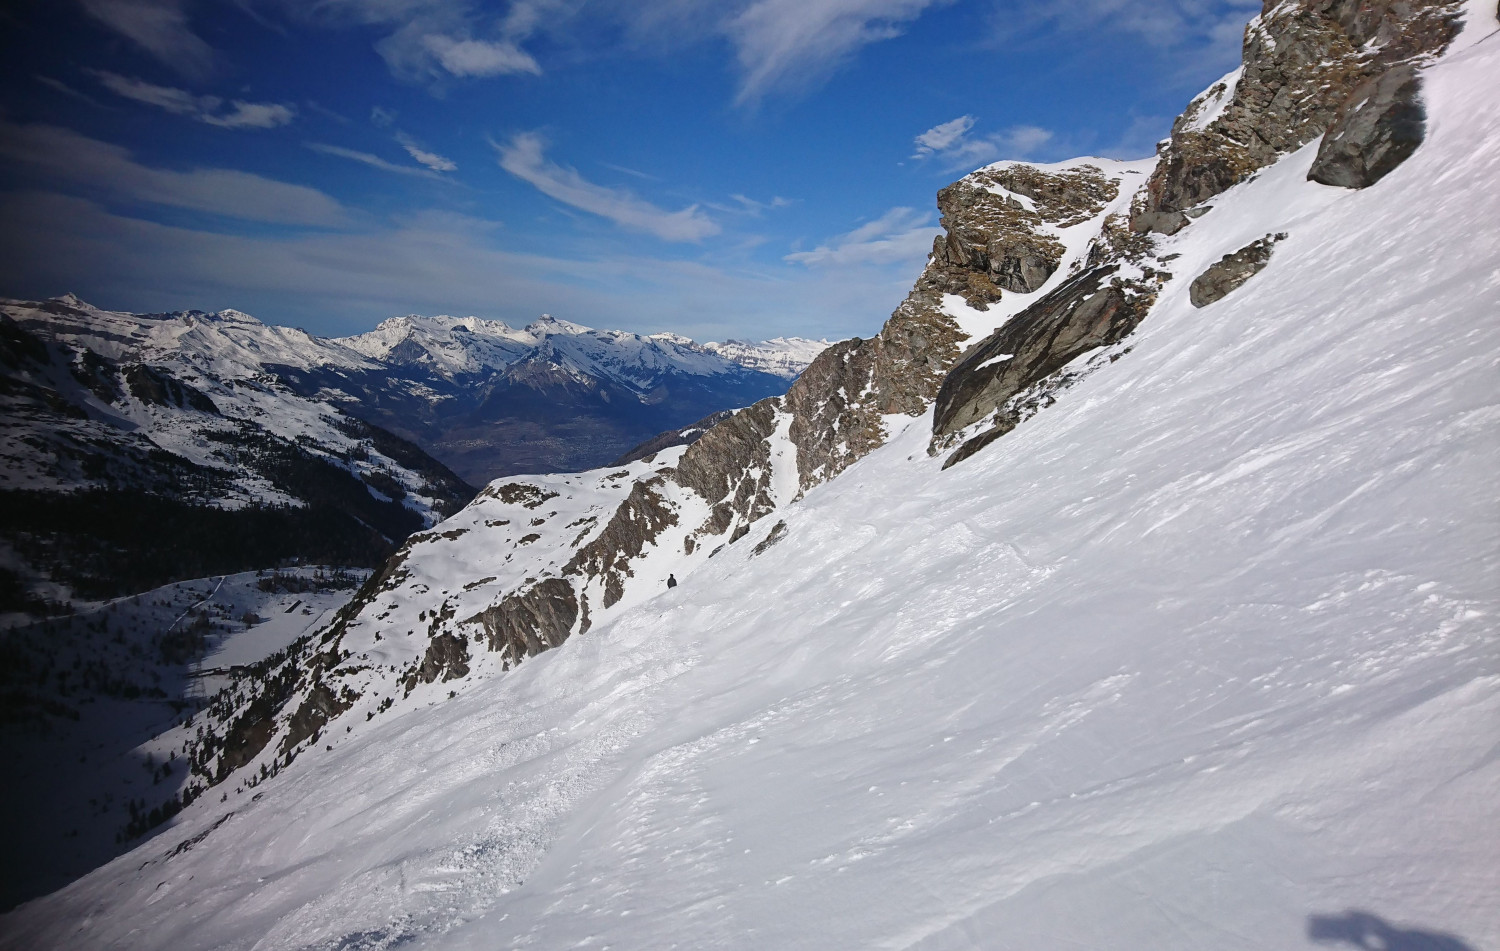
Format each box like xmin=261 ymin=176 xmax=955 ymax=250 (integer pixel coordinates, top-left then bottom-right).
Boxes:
xmin=1134 ymin=0 xmax=1463 ymax=234
xmin=169 ymin=0 xmax=1471 ymax=807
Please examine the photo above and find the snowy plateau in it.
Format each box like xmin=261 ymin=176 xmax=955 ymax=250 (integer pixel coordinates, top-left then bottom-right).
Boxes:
xmin=2 ymin=2 xmax=1499 ymax=950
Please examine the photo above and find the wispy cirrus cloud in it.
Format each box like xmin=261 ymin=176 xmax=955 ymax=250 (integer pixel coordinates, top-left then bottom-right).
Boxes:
xmin=414 ymin=33 xmax=539 ymax=77
xmin=0 ymin=190 xmax=914 ymax=342
xmin=495 ymin=132 xmax=719 ymax=242
xmin=785 ymin=206 xmax=935 ymax=268
xmin=911 ymin=115 xmax=1054 ymax=167
xmin=989 ymin=0 xmax=1257 ymax=80
xmin=0 ymin=121 xmax=345 ymax=226
xmin=91 ymin=71 xmax=296 ymax=129
xmin=262 ymin=0 xmax=541 ymax=85
xmin=396 ymin=132 xmax=457 ymax=172
xmin=726 ymin=0 xmax=946 ymax=105
xmin=306 ymin=142 xmax=447 ymax=180
xmin=79 ymin=0 xmax=214 ymax=78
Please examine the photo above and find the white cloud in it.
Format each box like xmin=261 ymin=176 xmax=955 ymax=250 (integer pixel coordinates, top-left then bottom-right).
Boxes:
xmin=92 ymin=71 xmax=296 ymax=129
xmin=79 ymin=0 xmax=213 ymax=78
xmin=496 ymin=132 xmax=719 ymax=243
xmin=726 ymin=193 xmax=794 ymax=216
xmin=993 ymin=0 xmax=1258 ymax=78
xmin=274 ymin=0 xmax=545 ymax=85
xmin=418 ymin=34 xmax=540 ymax=77
xmin=911 ymin=116 xmax=1055 ymax=168
xmin=785 ymin=206 xmax=936 ymax=268
xmin=307 ymin=142 xmax=446 ymax=179
xmin=0 ymin=122 xmax=345 ymax=226
xmin=912 ymin=115 xmax=975 ymax=156
xmin=396 ymin=132 xmax=458 ymax=172
xmin=0 ymin=190 xmax=917 ymax=342
xmin=726 ymin=0 xmax=945 ymax=105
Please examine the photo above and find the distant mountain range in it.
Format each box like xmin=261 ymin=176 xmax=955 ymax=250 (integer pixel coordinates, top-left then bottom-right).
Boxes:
xmin=0 ymin=295 xmax=826 ymax=616
xmin=292 ymin=311 xmax=829 ymax=482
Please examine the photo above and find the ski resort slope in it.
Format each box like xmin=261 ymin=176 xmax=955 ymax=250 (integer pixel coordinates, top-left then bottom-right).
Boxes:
xmin=6 ymin=29 xmax=1500 ymax=951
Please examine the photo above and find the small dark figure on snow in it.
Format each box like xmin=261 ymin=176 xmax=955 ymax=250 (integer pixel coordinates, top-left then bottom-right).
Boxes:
xmin=666 ymin=574 xmax=677 ymax=588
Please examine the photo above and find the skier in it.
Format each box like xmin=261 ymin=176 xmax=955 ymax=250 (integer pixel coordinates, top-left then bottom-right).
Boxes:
xmin=666 ymin=574 xmax=677 ymax=589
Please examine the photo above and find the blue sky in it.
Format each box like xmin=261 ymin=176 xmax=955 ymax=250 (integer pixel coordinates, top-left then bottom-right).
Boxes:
xmin=0 ymin=0 xmax=1258 ymax=341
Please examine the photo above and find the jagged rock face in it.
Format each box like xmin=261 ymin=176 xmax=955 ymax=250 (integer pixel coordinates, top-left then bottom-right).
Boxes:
xmin=930 ymin=265 xmax=1154 ymax=466
xmin=935 ymin=164 xmax=1119 ymax=295
xmin=1307 ymin=65 xmax=1427 ymax=188
xmin=565 ymin=478 xmax=679 ymax=606
xmin=466 ymin=578 xmax=583 ymax=670
xmin=1134 ymin=0 xmax=1462 ymax=233
xmin=676 ymin=401 xmax=782 ymax=540
xmin=279 ymin=682 xmax=354 ymax=756
xmin=404 ymin=633 xmax=471 ymax=690
xmin=1190 ymin=233 xmax=1287 ymax=307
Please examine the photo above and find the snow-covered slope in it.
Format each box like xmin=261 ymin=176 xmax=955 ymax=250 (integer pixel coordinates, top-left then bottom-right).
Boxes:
xmin=0 ymin=567 xmax=369 ymax=911
xmin=4 ymin=4 xmax=1495 ymax=948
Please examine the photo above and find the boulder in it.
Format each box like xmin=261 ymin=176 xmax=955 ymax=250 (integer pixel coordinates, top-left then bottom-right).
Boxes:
xmin=931 ymin=265 xmax=1152 ymax=463
xmin=1189 ymin=233 xmax=1286 ymax=307
xmin=1308 ymin=65 xmax=1426 ymax=188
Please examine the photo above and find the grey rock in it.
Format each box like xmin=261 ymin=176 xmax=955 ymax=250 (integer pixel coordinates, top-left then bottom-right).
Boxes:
xmin=403 ymin=632 xmax=471 ymax=690
xmin=465 ymin=577 xmax=584 ymax=670
xmin=565 ymin=477 xmax=679 ymax=607
xmin=1308 ymin=65 xmax=1426 ymax=188
xmin=935 ymin=164 xmax=1121 ymax=293
xmin=930 ymin=265 xmax=1153 ymax=465
xmin=1132 ymin=0 xmax=1462 ymax=233
xmin=1189 ymin=233 xmax=1286 ymax=308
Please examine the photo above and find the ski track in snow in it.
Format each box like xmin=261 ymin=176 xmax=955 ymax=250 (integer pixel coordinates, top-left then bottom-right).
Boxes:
xmin=4 ymin=25 xmax=1500 ymax=951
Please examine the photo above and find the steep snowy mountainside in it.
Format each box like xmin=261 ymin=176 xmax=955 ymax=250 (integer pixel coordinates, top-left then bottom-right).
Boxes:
xmin=88 ymin=144 xmax=1151 ymax=847
xmin=702 ymin=336 xmax=834 ymax=378
xmin=0 ymin=566 xmax=369 ymax=911
xmin=3 ymin=15 xmax=1495 ymax=947
xmin=1132 ymin=0 xmax=1466 ymax=234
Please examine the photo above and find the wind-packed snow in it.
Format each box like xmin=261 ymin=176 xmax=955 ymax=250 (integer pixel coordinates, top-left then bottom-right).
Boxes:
xmin=5 ymin=29 xmax=1498 ymax=951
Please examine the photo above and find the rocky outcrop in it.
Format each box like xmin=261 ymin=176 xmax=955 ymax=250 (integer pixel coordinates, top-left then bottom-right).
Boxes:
xmin=123 ymin=364 xmax=221 ymax=414
xmin=1133 ymin=0 xmax=1462 ymax=234
xmin=403 ymin=632 xmax=471 ymax=691
xmin=930 ymin=266 xmax=1154 ymax=466
xmin=1307 ymin=65 xmax=1427 ymax=188
xmin=934 ymin=164 xmax=1120 ymax=295
xmin=465 ymin=578 xmax=585 ymax=670
xmin=280 ymin=682 xmax=354 ymax=755
xmin=1189 ymin=233 xmax=1286 ymax=307
xmin=675 ymin=401 xmax=784 ymax=542
xmin=565 ymin=478 xmax=679 ymax=605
